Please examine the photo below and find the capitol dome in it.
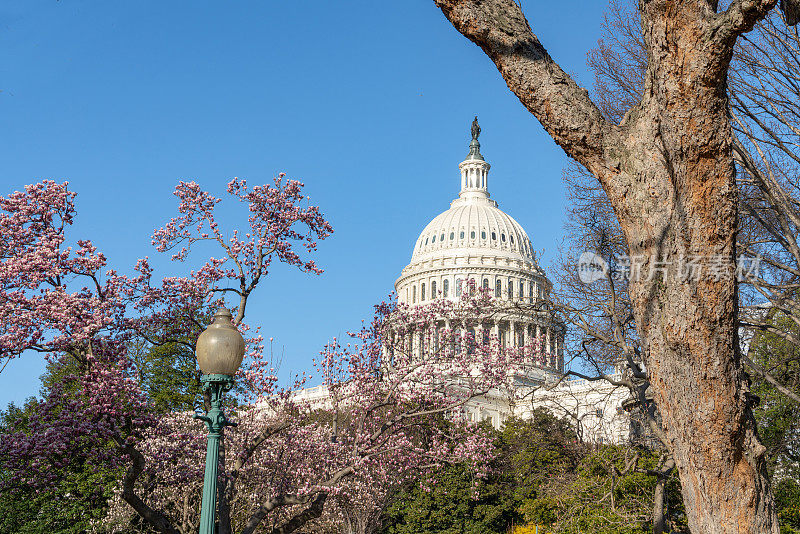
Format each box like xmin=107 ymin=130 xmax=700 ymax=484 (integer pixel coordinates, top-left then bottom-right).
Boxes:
xmin=396 ymin=118 xmax=549 ymax=306
xmin=410 ymin=194 xmax=536 ymax=266
xmin=394 ymin=118 xmax=563 ymax=373
xmin=408 ymin=126 xmax=538 ymax=268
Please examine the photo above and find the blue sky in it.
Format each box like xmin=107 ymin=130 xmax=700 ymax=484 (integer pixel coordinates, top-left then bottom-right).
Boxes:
xmin=0 ymin=1 xmax=610 ymax=408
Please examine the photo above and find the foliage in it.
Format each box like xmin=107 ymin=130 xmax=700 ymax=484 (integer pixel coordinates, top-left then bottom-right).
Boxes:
xmin=380 ymin=411 xmax=581 ymax=534
xmin=380 ymin=411 xmax=693 ymax=534
xmin=0 ymin=176 xmax=336 ymax=533
xmin=538 ymin=446 xmax=685 ymax=534
xmin=0 ymin=321 xmax=209 ymax=532
xmin=498 ymin=410 xmax=582 ymax=511
xmin=381 ymin=458 xmax=518 ymax=534
xmin=775 ymin=478 xmax=800 ymax=534
xmin=0 ymin=395 xmax=123 ymax=534
xmin=749 ymin=312 xmax=800 ymax=480
xmin=133 ymin=340 xmax=203 ymax=413
xmin=746 ymin=310 xmax=800 ymax=533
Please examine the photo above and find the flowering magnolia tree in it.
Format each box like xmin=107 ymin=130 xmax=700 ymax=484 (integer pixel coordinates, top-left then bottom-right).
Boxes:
xmin=0 ymin=176 xmax=326 ymax=531
xmin=0 ymin=178 xmax=528 ymax=533
xmin=102 ymin=292 xmax=525 ymax=534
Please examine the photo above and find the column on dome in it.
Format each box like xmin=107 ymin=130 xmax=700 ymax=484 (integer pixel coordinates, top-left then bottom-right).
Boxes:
xmin=555 ymin=333 xmax=560 ymax=360
xmin=431 ymin=321 xmax=441 ymax=358
xmin=553 ymin=330 xmax=558 ymax=368
xmin=535 ymin=324 xmax=542 ymax=365
xmin=452 ymin=322 xmax=460 ymax=355
xmin=388 ymin=330 xmax=395 ymax=369
xmin=424 ymin=327 xmax=430 ymax=359
xmin=509 ymin=321 xmax=516 ymax=350
xmin=522 ymin=324 xmax=529 ymax=358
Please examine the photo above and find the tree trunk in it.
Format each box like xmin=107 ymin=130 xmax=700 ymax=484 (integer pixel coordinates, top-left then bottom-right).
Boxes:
xmin=653 ymin=463 xmax=673 ymax=534
xmin=654 ymin=474 xmax=667 ymax=534
xmin=433 ymin=1 xmax=780 ymax=532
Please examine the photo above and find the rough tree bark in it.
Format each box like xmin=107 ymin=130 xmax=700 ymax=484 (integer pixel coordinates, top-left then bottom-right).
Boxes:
xmin=652 ymin=457 xmax=675 ymax=534
xmin=433 ymin=1 xmax=782 ymax=532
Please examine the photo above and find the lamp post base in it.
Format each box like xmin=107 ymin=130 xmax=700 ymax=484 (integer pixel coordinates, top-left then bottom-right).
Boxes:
xmin=195 ymin=374 xmax=236 ymax=534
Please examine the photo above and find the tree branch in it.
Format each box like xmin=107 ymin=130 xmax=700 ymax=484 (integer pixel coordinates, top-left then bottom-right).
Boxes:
xmin=716 ymin=0 xmax=779 ymax=42
xmin=114 ymin=437 xmax=180 ymax=534
xmin=742 ymin=352 xmax=800 ymax=403
xmin=433 ymin=0 xmax=619 ymax=175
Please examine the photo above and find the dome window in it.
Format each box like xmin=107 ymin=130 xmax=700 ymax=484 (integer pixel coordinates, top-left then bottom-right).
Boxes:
xmin=432 ymin=235 xmax=436 ymax=243
xmin=510 ymin=235 xmax=515 ymax=244
xmin=491 ymin=232 xmax=497 ymax=240
xmin=440 ymin=233 xmax=445 ymax=242
xmin=460 ymin=231 xmax=465 ymax=239
xmin=501 ymin=234 xmax=506 ymax=242
xmin=482 ymin=278 xmax=489 ymax=290
xmin=443 ymin=279 xmax=449 ymax=297
xmin=450 ymin=232 xmax=454 ymax=240
xmin=495 ymin=279 xmax=501 ymax=297
xmin=425 ymin=237 xmax=428 ymax=245
xmin=471 ymin=230 xmax=476 ymax=239
xmin=421 ymin=283 xmax=426 ymax=301
xmin=481 ymin=231 xmax=486 ymax=239
xmin=508 ymin=278 xmax=514 ymax=299
xmin=432 ymin=280 xmax=437 ymax=298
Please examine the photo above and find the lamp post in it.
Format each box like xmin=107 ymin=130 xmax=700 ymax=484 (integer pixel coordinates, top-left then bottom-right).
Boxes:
xmin=194 ymin=306 xmax=245 ymax=534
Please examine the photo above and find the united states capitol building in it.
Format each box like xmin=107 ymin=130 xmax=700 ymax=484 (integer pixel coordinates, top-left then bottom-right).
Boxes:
xmin=296 ymin=119 xmax=631 ymax=444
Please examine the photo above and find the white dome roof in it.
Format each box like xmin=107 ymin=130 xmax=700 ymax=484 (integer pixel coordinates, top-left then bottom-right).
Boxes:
xmin=405 ymin=127 xmax=537 ymax=268
xmin=395 ymin=118 xmax=550 ymax=309
xmin=411 ymin=195 xmax=536 ymax=264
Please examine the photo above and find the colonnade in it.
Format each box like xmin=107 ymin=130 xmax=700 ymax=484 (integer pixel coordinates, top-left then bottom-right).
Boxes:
xmin=384 ymin=317 xmax=563 ymax=372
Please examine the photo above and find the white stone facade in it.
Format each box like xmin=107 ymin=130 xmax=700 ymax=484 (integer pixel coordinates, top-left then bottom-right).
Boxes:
xmin=463 ymin=377 xmax=630 ymax=444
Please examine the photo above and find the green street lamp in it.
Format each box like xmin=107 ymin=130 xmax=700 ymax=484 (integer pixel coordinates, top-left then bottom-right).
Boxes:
xmin=194 ymin=306 xmax=245 ymax=534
